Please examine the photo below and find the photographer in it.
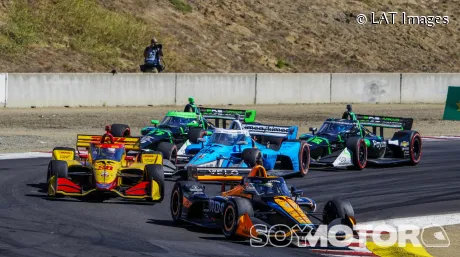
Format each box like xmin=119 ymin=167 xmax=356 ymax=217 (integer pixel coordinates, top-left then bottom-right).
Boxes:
xmin=141 ymin=37 xmax=164 ymax=73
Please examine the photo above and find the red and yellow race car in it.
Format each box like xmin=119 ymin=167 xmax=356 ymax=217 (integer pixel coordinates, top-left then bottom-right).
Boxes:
xmin=46 ymin=128 xmax=165 ymax=203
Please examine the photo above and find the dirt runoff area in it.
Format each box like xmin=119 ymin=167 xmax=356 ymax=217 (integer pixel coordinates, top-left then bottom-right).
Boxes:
xmin=423 ymin=224 xmax=460 ymax=257
xmin=0 ymin=103 xmax=457 ymax=153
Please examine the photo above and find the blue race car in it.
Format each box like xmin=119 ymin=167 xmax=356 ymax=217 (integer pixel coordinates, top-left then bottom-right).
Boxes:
xmin=183 ymin=120 xmax=310 ymax=177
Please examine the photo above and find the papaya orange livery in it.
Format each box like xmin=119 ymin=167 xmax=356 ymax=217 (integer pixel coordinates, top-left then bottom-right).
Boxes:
xmin=170 ymin=165 xmax=358 ymax=245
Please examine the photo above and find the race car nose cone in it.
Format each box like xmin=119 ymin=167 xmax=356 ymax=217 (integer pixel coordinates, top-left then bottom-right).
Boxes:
xmin=96 ymin=182 xmax=113 ymax=190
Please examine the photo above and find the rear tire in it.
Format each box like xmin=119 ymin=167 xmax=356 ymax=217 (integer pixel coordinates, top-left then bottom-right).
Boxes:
xmin=145 ymin=164 xmax=165 ymax=202
xmin=346 ymin=137 xmax=367 ymax=170
xmin=298 ymin=141 xmax=310 ymax=177
xmin=157 ymin=142 xmax=177 ymax=164
xmin=111 ymin=124 xmax=130 ymax=137
xmin=242 ymin=148 xmax=262 ymax=167
xmin=409 ymin=132 xmax=422 ymax=165
xmin=189 ymin=127 xmax=205 ymax=144
xmin=222 ymin=198 xmax=254 ymax=240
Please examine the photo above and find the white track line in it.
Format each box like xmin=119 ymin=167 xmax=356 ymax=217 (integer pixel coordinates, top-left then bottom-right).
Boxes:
xmin=0 ymin=152 xmax=52 ymax=160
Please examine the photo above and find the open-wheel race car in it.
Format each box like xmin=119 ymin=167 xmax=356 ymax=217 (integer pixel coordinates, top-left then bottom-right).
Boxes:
xmin=183 ymin=119 xmax=310 ymax=177
xmin=170 ymin=165 xmax=357 ymax=244
xmin=46 ymin=128 xmax=165 ymax=203
xmin=299 ymin=105 xmax=422 ymax=170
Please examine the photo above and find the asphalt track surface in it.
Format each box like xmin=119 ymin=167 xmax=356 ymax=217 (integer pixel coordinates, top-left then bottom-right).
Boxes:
xmin=0 ymin=141 xmax=459 ymax=257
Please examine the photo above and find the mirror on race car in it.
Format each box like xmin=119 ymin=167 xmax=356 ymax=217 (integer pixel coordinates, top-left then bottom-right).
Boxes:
xmin=309 ymin=127 xmax=317 ymax=135
xmin=198 ymin=138 xmax=206 ymax=143
xmin=151 ymin=120 xmax=159 ymax=126
xmin=236 ymin=141 xmax=248 ymax=145
xmin=243 ymin=188 xmax=257 ymax=197
xmin=291 ymin=186 xmax=303 ymax=197
xmin=125 ymin=156 xmax=135 ymax=161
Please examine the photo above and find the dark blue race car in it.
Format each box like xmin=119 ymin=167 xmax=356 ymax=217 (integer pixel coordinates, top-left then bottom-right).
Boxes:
xmin=299 ymin=105 xmax=422 ymax=170
xmin=183 ymin=120 xmax=311 ymax=177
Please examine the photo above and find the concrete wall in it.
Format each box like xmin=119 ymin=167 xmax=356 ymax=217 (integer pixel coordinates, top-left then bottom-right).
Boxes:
xmin=3 ymin=73 xmax=460 ymax=107
xmin=401 ymin=73 xmax=460 ymax=103
xmin=256 ymin=73 xmax=330 ymax=104
xmin=331 ymin=73 xmax=401 ymax=103
xmin=175 ymin=73 xmax=256 ymax=105
xmin=6 ymin=73 xmax=175 ymax=107
xmin=0 ymin=74 xmax=6 ymax=107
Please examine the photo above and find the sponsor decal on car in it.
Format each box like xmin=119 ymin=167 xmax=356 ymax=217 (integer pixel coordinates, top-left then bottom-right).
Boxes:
xmin=209 ymin=199 xmax=225 ymax=214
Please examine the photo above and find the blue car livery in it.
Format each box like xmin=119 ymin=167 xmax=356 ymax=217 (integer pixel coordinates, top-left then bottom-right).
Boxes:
xmin=184 ymin=120 xmax=310 ymax=177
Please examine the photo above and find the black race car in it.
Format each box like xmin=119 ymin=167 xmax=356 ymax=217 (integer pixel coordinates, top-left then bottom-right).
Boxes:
xmin=299 ymin=105 xmax=422 ymax=170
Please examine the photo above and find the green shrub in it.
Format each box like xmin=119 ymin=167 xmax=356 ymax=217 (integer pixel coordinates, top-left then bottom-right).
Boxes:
xmin=169 ymin=0 xmax=192 ymax=13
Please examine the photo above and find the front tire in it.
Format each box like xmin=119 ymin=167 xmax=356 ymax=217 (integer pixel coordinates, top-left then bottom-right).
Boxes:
xmin=323 ymin=199 xmax=355 ymax=228
xmin=145 ymin=164 xmax=165 ymax=202
xmin=222 ymin=198 xmax=254 ymax=240
xmin=346 ymin=137 xmax=367 ymax=170
xmin=170 ymin=182 xmax=183 ymax=223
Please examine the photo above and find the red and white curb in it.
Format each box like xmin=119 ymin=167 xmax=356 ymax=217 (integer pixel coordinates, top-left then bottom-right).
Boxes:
xmin=314 ymin=213 xmax=460 ymax=256
xmin=422 ymin=136 xmax=460 ymax=141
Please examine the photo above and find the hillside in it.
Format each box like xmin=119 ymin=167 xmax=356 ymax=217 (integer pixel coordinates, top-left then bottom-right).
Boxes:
xmin=0 ymin=0 xmax=459 ymax=73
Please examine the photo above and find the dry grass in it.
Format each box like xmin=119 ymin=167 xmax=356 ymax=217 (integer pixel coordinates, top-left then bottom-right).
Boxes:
xmin=0 ymin=0 xmax=459 ymax=72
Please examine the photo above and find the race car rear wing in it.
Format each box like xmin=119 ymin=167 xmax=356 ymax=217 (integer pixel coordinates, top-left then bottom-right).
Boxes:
xmin=241 ymin=124 xmax=298 ymax=140
xmin=198 ymin=107 xmax=257 ymax=128
xmin=76 ymin=134 xmax=140 ymax=152
xmin=355 ymin=114 xmax=414 ymax=136
xmin=186 ymin=166 xmax=251 ymax=182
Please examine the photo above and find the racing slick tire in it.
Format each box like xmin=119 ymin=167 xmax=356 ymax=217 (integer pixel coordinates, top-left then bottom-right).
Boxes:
xmin=392 ymin=130 xmax=422 ymax=166
xmin=322 ymin=199 xmax=355 ymax=230
xmin=242 ymin=148 xmax=262 ymax=167
xmin=47 ymin=160 xmax=68 ymax=182
xmin=111 ymin=124 xmax=130 ymax=137
xmin=145 ymin=164 xmax=165 ymax=202
xmin=346 ymin=137 xmax=367 ymax=170
xmin=289 ymin=140 xmax=310 ymax=177
xmin=189 ymin=127 xmax=205 ymax=144
xmin=222 ymin=198 xmax=254 ymax=240
xmin=157 ymin=142 xmax=178 ymax=164
xmin=170 ymin=182 xmax=184 ymax=224
xmin=47 ymin=160 xmax=68 ymax=197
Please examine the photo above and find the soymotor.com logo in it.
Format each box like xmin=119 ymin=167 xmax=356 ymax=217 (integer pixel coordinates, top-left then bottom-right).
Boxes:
xmin=249 ymin=224 xmax=450 ymax=248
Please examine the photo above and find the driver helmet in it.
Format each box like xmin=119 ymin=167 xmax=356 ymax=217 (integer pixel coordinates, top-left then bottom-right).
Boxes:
xmin=261 ymin=182 xmax=275 ymax=194
xmin=332 ymin=123 xmax=350 ymax=133
xmin=188 ymin=97 xmax=195 ymax=104
xmin=105 ymin=148 xmax=116 ymax=158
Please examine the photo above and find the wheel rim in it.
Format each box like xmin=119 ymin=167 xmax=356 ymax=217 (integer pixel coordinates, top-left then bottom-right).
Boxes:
xmin=223 ymin=205 xmax=236 ymax=232
xmin=358 ymin=141 xmax=366 ymax=166
xmin=171 ymin=190 xmax=180 ymax=217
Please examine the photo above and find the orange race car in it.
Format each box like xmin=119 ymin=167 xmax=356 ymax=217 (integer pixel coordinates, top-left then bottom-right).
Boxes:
xmin=46 ymin=127 xmax=165 ymax=203
xmin=170 ymin=165 xmax=357 ymax=244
